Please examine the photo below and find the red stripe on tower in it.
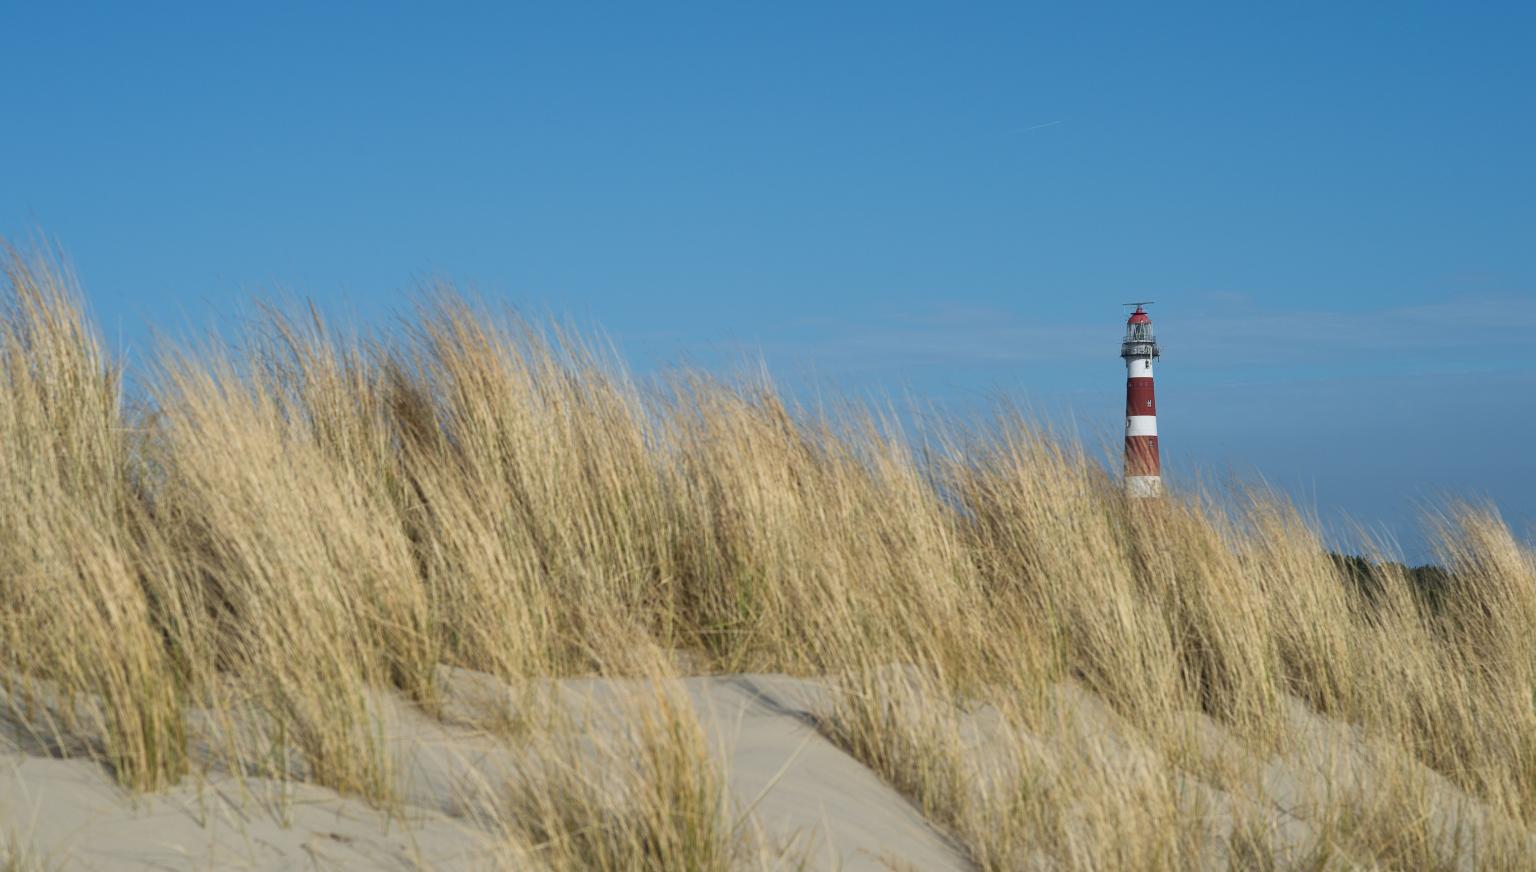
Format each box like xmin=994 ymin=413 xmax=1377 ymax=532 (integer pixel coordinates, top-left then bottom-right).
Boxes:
xmin=1120 ymin=303 xmax=1162 ymax=497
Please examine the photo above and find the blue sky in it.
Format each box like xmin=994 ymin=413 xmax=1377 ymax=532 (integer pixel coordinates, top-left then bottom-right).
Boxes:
xmin=2 ymin=2 xmax=1531 ymax=559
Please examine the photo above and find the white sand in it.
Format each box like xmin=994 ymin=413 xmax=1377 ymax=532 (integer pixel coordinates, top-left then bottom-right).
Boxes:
xmin=3 ymin=668 xmax=1525 ymax=870
xmin=2 ymin=670 xmax=966 ymax=870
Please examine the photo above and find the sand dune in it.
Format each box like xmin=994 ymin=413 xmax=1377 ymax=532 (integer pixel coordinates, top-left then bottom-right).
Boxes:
xmin=3 ymin=664 xmax=1528 ymax=870
xmin=2 ymin=668 xmax=966 ymax=870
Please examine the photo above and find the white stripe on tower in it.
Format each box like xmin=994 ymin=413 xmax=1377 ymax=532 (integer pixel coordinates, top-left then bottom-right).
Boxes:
xmin=1120 ymin=304 xmax=1161 ymax=498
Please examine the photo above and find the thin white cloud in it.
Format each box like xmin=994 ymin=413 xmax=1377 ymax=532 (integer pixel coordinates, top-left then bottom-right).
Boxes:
xmin=767 ymin=297 xmax=1524 ymax=373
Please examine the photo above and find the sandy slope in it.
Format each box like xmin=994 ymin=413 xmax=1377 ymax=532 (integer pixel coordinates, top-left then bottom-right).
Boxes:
xmin=0 ymin=757 xmax=496 ymax=870
xmin=1 ymin=670 xmax=966 ymax=870
xmin=3 ymin=667 xmax=1527 ymax=870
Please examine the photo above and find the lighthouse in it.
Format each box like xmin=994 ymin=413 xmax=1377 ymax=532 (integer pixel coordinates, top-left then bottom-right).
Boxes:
xmin=1120 ymin=303 xmax=1161 ymax=497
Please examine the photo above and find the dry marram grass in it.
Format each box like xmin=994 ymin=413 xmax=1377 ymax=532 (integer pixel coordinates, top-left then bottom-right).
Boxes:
xmin=1 ymin=240 xmax=1533 ymax=869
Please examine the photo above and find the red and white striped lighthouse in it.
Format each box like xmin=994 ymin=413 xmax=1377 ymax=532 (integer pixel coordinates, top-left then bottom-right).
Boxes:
xmin=1121 ymin=303 xmax=1161 ymax=497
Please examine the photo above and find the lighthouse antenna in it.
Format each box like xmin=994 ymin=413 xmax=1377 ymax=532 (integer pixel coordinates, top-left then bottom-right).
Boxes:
xmin=1121 ymin=301 xmax=1156 ymax=308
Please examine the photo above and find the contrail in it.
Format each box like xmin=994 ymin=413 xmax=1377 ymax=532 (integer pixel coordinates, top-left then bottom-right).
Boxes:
xmin=1018 ymin=120 xmax=1065 ymax=133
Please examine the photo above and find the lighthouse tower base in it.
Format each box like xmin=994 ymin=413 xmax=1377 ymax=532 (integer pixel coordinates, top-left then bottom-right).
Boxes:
xmin=1126 ymin=475 xmax=1162 ymax=499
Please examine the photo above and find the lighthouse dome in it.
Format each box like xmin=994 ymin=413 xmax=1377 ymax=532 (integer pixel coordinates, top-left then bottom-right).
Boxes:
xmin=1120 ymin=304 xmax=1159 ymax=360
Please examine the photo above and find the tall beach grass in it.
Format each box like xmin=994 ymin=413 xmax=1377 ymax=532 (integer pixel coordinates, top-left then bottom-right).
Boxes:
xmin=1 ymin=240 xmax=1533 ymax=868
